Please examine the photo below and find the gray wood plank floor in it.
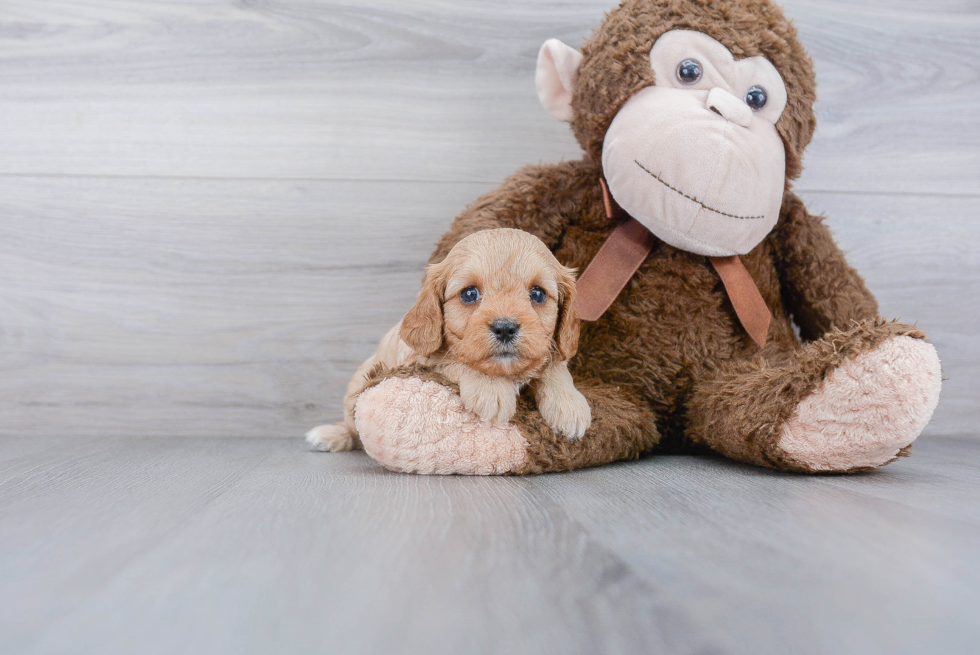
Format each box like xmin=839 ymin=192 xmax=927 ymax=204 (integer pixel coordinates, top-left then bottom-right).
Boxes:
xmin=1 ymin=436 xmax=978 ymax=655
xmin=1 ymin=0 xmax=978 ymax=439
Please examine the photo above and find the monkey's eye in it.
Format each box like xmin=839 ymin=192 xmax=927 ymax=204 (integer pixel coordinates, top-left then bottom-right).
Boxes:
xmin=745 ymin=86 xmax=768 ymax=111
xmin=676 ymin=59 xmax=703 ymax=85
xmin=529 ymin=286 xmax=547 ymax=304
xmin=460 ymin=286 xmax=481 ymax=304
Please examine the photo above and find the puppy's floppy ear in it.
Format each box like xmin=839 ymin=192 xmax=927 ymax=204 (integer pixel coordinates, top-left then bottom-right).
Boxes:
xmin=400 ymin=262 xmax=445 ymax=357
xmin=553 ymin=264 xmax=580 ymax=360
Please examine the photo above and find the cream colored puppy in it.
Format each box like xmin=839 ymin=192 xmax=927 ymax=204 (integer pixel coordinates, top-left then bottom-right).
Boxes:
xmin=306 ymin=228 xmax=591 ymax=452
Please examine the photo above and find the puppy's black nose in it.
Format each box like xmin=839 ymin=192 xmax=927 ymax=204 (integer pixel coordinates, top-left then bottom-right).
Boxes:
xmin=490 ymin=318 xmax=520 ymax=344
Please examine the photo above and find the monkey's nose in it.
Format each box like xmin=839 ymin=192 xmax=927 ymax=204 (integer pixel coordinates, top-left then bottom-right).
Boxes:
xmin=706 ymin=87 xmax=752 ymax=128
xmin=490 ymin=318 xmax=521 ymax=344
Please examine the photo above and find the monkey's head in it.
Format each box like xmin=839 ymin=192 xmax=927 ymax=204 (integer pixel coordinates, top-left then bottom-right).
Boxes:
xmin=536 ymin=0 xmax=816 ymax=257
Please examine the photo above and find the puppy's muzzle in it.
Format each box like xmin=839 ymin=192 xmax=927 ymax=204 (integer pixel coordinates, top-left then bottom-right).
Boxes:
xmin=489 ymin=318 xmax=521 ymax=345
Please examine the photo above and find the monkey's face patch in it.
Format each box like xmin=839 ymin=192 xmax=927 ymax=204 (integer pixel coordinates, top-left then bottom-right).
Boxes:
xmin=600 ymin=30 xmax=788 ymax=257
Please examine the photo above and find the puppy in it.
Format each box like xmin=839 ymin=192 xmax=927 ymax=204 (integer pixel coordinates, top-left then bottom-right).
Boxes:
xmin=306 ymin=228 xmax=592 ymax=452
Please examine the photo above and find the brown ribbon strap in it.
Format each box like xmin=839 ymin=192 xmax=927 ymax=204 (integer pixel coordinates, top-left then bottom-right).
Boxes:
xmin=709 ymin=255 xmax=772 ymax=348
xmin=575 ymin=180 xmax=657 ymax=321
xmin=576 ymin=179 xmax=771 ymax=348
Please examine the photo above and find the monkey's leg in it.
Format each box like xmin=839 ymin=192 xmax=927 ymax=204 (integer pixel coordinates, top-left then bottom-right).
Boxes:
xmin=687 ymin=319 xmax=942 ymax=473
xmin=352 ymin=364 xmax=658 ymax=475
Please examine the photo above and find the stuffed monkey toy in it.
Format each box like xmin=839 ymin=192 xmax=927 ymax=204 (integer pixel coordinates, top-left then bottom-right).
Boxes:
xmin=348 ymin=0 xmax=942 ymax=475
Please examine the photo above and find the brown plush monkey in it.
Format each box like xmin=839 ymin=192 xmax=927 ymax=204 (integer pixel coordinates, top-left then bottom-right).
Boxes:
xmin=345 ymin=0 xmax=943 ymax=475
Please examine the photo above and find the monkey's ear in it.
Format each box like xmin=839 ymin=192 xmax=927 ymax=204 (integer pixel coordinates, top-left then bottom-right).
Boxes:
xmin=535 ymin=39 xmax=583 ymax=122
xmin=400 ymin=264 xmax=445 ymax=357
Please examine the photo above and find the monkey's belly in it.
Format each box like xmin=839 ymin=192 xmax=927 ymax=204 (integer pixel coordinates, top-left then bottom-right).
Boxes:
xmin=569 ymin=251 xmax=792 ymax=429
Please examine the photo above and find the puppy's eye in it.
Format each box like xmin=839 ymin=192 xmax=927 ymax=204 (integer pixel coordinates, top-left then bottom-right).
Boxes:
xmin=676 ymin=59 xmax=702 ymax=85
xmin=529 ymin=286 xmax=546 ymax=304
xmin=745 ymin=86 xmax=767 ymax=110
xmin=460 ymin=286 xmax=481 ymax=304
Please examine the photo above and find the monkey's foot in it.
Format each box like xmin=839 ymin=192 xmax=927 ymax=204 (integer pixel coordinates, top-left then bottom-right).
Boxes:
xmin=354 ymin=376 xmax=528 ymax=475
xmin=777 ymin=335 xmax=942 ymax=472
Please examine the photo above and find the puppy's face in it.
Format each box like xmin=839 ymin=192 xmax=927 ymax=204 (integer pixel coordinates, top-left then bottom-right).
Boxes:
xmin=400 ymin=229 xmax=579 ymax=378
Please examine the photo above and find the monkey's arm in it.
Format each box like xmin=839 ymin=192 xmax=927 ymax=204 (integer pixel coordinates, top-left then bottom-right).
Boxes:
xmin=353 ymin=363 xmax=659 ymax=475
xmin=772 ymin=193 xmax=879 ymax=342
xmin=428 ymin=160 xmax=596 ymax=264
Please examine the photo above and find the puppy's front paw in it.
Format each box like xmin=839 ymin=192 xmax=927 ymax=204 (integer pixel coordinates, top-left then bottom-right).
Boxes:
xmin=305 ymin=424 xmax=356 ymax=452
xmin=539 ymin=386 xmax=592 ymax=441
xmin=459 ymin=379 xmax=518 ymax=426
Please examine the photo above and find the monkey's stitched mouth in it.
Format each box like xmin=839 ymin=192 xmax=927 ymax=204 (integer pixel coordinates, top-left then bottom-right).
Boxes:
xmin=634 ymin=160 xmax=764 ymax=220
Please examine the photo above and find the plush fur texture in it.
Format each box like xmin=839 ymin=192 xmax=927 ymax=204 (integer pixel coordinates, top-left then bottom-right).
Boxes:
xmin=356 ymin=368 xmax=529 ymax=475
xmin=352 ymin=0 xmax=942 ymax=475
xmin=778 ymin=335 xmax=942 ymax=471
xmin=685 ymin=319 xmax=935 ymax=472
xmin=356 ymin=364 xmax=657 ymax=475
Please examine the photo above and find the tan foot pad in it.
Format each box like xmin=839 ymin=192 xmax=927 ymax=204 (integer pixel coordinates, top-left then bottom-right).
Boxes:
xmin=354 ymin=376 xmax=529 ymax=475
xmin=778 ymin=336 xmax=942 ymax=472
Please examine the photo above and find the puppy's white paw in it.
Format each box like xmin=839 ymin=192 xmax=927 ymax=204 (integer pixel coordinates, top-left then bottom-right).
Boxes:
xmin=305 ymin=424 xmax=356 ymax=452
xmin=539 ymin=386 xmax=592 ymax=441
xmin=459 ymin=379 xmax=518 ymax=426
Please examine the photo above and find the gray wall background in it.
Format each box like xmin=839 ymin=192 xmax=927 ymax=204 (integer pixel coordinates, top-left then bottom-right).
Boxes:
xmin=0 ymin=0 xmax=976 ymax=439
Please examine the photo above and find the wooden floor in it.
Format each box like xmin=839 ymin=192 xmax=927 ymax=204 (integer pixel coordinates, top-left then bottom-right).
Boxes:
xmin=1 ymin=436 xmax=978 ymax=654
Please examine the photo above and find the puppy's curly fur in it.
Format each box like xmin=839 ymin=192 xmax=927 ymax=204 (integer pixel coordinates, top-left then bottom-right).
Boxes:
xmin=307 ymin=228 xmax=591 ymax=452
